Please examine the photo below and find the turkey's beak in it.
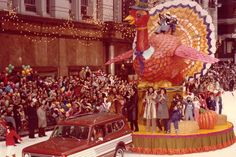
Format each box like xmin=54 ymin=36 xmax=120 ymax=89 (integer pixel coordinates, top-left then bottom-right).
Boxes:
xmin=124 ymin=15 xmax=135 ymax=25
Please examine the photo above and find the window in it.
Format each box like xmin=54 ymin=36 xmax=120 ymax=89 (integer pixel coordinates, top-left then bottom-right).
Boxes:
xmin=81 ymin=0 xmax=89 ymax=16
xmin=24 ymin=0 xmax=36 ymax=12
xmin=226 ymin=41 xmax=233 ymax=54
xmin=122 ymin=0 xmax=136 ymax=20
xmin=91 ymin=125 xmax=106 ymax=141
xmin=112 ymin=120 xmax=124 ymax=132
xmin=52 ymin=125 xmax=89 ymax=140
xmin=46 ymin=0 xmax=50 ymax=14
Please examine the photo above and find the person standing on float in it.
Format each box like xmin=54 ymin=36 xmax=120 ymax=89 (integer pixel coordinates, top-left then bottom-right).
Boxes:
xmin=156 ymin=88 xmax=169 ymax=133
xmin=143 ymin=87 xmax=157 ymax=132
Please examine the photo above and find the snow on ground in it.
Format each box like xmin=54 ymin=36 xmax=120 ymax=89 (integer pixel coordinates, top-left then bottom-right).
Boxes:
xmin=0 ymin=91 xmax=236 ymax=157
xmin=0 ymin=132 xmax=51 ymax=157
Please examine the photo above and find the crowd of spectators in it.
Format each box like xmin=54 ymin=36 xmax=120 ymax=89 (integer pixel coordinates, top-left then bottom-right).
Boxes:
xmin=184 ymin=61 xmax=236 ymax=94
xmin=0 ymin=66 xmax=136 ymax=138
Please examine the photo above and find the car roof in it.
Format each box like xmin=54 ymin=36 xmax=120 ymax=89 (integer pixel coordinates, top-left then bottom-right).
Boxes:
xmin=57 ymin=112 xmax=124 ymax=127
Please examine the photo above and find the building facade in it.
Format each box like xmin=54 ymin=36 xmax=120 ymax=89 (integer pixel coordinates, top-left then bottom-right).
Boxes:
xmin=218 ymin=0 xmax=236 ymax=63
xmin=0 ymin=0 xmax=132 ymax=76
xmin=0 ymin=0 xmax=123 ymax=22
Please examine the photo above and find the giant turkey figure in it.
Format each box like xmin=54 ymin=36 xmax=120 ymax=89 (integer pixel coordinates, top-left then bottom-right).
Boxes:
xmin=105 ymin=0 xmax=219 ymax=85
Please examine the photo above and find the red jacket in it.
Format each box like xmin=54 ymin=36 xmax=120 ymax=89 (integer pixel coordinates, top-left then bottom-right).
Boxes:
xmin=6 ymin=129 xmax=22 ymax=146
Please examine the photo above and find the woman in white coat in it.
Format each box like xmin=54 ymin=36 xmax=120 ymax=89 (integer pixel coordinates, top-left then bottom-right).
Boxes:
xmin=143 ymin=87 xmax=157 ymax=132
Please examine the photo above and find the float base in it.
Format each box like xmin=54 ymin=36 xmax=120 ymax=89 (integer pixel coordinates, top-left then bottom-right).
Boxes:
xmin=131 ymin=122 xmax=236 ymax=155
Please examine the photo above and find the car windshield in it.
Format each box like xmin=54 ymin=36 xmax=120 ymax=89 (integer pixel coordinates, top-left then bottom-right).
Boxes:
xmin=51 ymin=125 xmax=89 ymax=140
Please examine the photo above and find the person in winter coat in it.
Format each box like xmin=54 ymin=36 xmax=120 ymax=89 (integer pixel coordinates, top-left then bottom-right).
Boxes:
xmin=37 ymin=104 xmax=47 ymax=137
xmin=193 ymin=96 xmax=200 ymax=121
xmin=167 ymin=105 xmax=182 ymax=134
xmin=26 ymin=102 xmax=38 ymax=138
xmin=127 ymin=87 xmax=139 ymax=132
xmin=13 ymin=106 xmax=21 ymax=133
xmin=169 ymin=94 xmax=182 ymax=117
xmin=206 ymin=94 xmax=216 ymax=111
xmin=5 ymin=122 xmax=22 ymax=157
xmin=156 ymin=88 xmax=169 ymax=132
xmin=217 ymin=93 xmax=223 ymax=114
xmin=143 ymin=87 xmax=157 ymax=132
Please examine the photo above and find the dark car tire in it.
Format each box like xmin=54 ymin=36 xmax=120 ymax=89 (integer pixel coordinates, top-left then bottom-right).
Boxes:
xmin=114 ymin=145 xmax=125 ymax=157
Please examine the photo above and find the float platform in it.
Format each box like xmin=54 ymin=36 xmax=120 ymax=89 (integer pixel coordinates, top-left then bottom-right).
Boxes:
xmin=131 ymin=122 xmax=236 ymax=155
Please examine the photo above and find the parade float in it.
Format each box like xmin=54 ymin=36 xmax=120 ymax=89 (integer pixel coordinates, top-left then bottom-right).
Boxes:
xmin=106 ymin=0 xmax=235 ymax=155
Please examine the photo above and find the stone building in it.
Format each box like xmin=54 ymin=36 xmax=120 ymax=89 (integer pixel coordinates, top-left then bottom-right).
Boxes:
xmin=0 ymin=0 xmax=132 ymax=76
xmin=218 ymin=0 xmax=236 ymax=63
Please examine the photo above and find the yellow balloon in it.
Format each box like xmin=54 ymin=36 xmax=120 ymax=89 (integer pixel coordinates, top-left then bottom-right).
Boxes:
xmin=22 ymin=70 xmax=26 ymax=75
xmin=66 ymin=103 xmax=71 ymax=108
xmin=26 ymin=69 xmax=30 ymax=73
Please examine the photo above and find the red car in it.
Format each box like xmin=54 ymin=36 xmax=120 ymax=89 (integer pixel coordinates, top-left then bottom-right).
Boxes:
xmin=22 ymin=112 xmax=132 ymax=157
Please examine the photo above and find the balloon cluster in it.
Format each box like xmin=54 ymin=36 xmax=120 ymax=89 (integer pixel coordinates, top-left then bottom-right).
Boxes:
xmin=22 ymin=65 xmax=32 ymax=76
xmin=5 ymin=64 xmax=14 ymax=74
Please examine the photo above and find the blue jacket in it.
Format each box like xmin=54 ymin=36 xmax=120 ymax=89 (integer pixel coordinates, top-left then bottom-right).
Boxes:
xmin=170 ymin=109 xmax=182 ymax=121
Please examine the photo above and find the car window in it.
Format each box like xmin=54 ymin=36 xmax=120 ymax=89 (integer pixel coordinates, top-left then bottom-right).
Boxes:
xmin=117 ymin=120 xmax=125 ymax=129
xmin=112 ymin=120 xmax=125 ymax=132
xmin=52 ymin=125 xmax=89 ymax=140
xmin=91 ymin=125 xmax=105 ymax=142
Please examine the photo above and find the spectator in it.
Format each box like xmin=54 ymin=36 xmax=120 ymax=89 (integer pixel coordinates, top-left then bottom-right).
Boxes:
xmin=4 ymin=110 xmax=16 ymax=132
xmin=5 ymin=122 xmax=22 ymax=157
xmin=119 ymin=64 xmax=128 ymax=81
xmin=216 ymin=93 xmax=223 ymax=114
xmin=79 ymin=67 xmax=86 ymax=79
xmin=37 ymin=104 xmax=47 ymax=137
xmin=13 ymin=105 xmax=21 ymax=133
xmin=127 ymin=87 xmax=139 ymax=132
xmin=26 ymin=102 xmax=38 ymax=139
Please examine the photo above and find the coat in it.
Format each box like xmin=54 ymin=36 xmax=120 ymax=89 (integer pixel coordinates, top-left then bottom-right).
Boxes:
xmin=37 ymin=106 xmax=47 ymax=128
xmin=170 ymin=109 xmax=182 ymax=121
xmin=156 ymin=94 xmax=169 ymax=119
xmin=143 ymin=93 xmax=157 ymax=119
xmin=206 ymin=98 xmax=216 ymax=111
xmin=26 ymin=105 xmax=38 ymax=129
xmin=6 ymin=129 xmax=21 ymax=146
xmin=127 ymin=91 xmax=138 ymax=121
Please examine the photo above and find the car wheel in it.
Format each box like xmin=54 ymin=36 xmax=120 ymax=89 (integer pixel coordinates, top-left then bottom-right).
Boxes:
xmin=114 ymin=146 xmax=125 ymax=157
